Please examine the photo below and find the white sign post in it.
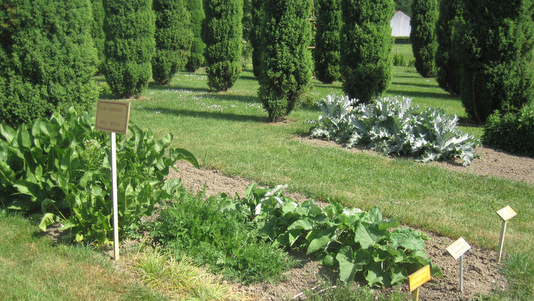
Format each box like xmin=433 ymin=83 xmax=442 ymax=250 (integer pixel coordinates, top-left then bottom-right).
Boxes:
xmin=496 ymin=206 xmax=517 ymax=264
xmin=446 ymin=237 xmax=471 ymax=292
xmin=95 ymin=101 xmax=130 ymax=260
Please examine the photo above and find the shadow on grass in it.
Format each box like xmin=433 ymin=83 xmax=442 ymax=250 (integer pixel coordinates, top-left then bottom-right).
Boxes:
xmin=149 ymin=83 xmax=261 ymax=104
xmin=390 ymin=82 xmax=441 ymax=89
xmin=387 ymin=89 xmax=456 ymax=101
xmin=138 ymin=106 xmax=269 ymax=123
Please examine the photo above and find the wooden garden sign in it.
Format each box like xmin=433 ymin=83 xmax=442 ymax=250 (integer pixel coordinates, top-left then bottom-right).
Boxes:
xmin=446 ymin=237 xmax=471 ymax=292
xmin=409 ymin=265 xmax=431 ymax=301
xmin=496 ymin=205 xmax=517 ymax=263
xmin=95 ymin=101 xmax=131 ymax=260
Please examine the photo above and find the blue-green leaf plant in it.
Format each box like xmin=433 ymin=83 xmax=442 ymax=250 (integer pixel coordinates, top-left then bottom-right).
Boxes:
xmin=233 ymin=184 xmax=442 ymax=287
xmin=0 ymin=108 xmax=198 ymax=243
xmin=310 ymin=95 xmax=479 ymax=166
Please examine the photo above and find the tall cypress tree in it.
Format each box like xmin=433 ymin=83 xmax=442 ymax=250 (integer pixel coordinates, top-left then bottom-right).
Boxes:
xmin=0 ymin=0 xmax=98 ymax=128
xmin=435 ymin=0 xmax=463 ymax=95
xmin=249 ymin=0 xmax=264 ymax=78
xmin=314 ymin=0 xmax=342 ymax=84
xmin=90 ymin=0 xmax=106 ymax=74
xmin=103 ymin=0 xmax=155 ymax=97
xmin=411 ymin=0 xmax=439 ymax=78
xmin=202 ymin=0 xmax=243 ymax=92
xmin=458 ymin=0 xmax=534 ymax=123
xmin=185 ymin=0 xmax=205 ymax=72
xmin=340 ymin=0 xmax=394 ymax=103
xmin=259 ymin=0 xmax=313 ymax=122
xmin=152 ymin=0 xmax=192 ymax=85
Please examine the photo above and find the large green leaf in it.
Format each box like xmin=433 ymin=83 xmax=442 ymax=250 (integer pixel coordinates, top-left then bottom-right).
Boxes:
xmin=0 ymin=123 xmax=16 ymax=143
xmin=336 ymin=246 xmax=361 ymax=284
xmin=306 ymin=227 xmax=336 ymax=254
xmin=38 ymin=213 xmax=57 ymax=231
xmin=390 ymin=227 xmax=426 ymax=250
xmin=354 ymin=223 xmax=375 ymax=249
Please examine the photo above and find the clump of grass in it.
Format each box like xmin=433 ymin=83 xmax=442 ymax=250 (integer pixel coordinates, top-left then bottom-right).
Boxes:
xmin=134 ymin=246 xmax=248 ymax=301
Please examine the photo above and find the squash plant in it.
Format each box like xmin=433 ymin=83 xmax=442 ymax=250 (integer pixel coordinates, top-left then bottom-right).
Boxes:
xmin=0 ymin=108 xmax=197 ymax=243
xmin=233 ymin=184 xmax=442 ymax=287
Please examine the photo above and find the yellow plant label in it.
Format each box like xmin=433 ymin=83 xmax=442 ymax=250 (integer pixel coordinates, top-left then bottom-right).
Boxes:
xmin=409 ymin=265 xmax=431 ymax=292
xmin=95 ymin=101 xmax=130 ymax=135
xmin=446 ymin=237 xmax=471 ymax=260
xmin=497 ymin=206 xmax=517 ymax=221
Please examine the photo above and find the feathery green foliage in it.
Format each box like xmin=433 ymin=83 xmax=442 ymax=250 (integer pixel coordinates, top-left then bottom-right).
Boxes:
xmin=202 ymin=0 xmax=243 ymax=91
xmin=340 ymin=0 xmax=394 ymax=103
xmin=314 ymin=0 xmax=342 ymax=84
xmin=258 ymin=0 xmax=313 ymax=122
xmin=103 ymin=0 xmax=155 ymax=97
xmin=185 ymin=0 xmax=205 ymax=72
xmin=410 ymin=0 xmax=439 ymax=78
xmin=152 ymin=0 xmax=192 ymax=85
xmin=0 ymin=0 xmax=98 ymax=128
xmin=458 ymin=0 xmax=534 ymax=123
xmin=435 ymin=0 xmax=463 ymax=95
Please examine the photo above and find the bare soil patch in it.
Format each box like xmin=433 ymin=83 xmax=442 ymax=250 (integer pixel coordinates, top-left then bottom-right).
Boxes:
xmin=170 ymin=141 xmax=531 ymax=300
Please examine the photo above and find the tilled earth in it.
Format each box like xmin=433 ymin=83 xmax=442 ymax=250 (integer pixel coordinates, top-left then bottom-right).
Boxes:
xmin=170 ymin=142 xmax=534 ymax=300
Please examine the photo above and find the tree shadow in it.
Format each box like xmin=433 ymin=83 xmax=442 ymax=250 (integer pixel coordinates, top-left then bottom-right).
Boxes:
xmin=386 ymin=89 xmax=455 ymax=101
xmin=390 ymin=81 xmax=441 ymax=89
xmin=138 ymin=106 xmax=269 ymax=123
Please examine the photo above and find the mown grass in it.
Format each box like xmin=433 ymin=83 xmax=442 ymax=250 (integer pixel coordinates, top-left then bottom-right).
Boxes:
xmin=0 ymin=211 xmax=167 ymax=301
xmin=2 ymin=60 xmax=532 ymax=299
xmin=127 ymin=66 xmax=533 ymax=300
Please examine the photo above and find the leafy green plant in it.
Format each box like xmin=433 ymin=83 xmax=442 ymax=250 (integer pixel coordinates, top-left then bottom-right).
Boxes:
xmin=235 ymin=184 xmax=441 ymax=287
xmin=483 ymin=102 xmax=534 ymax=157
xmin=310 ymin=95 xmax=479 ymax=166
xmin=0 ymin=108 xmax=198 ymax=243
xmin=151 ymin=185 xmax=294 ymax=284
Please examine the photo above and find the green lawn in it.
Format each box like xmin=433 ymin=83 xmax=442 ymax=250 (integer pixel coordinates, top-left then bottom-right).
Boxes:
xmin=128 ymin=66 xmax=533 ymax=299
xmin=2 ymin=63 xmax=532 ymax=300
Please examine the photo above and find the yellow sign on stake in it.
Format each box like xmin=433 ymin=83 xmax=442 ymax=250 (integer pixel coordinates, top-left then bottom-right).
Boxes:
xmin=409 ymin=265 xmax=431 ymax=292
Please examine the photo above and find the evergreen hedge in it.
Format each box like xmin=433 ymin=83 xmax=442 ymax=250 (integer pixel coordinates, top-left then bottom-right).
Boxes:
xmin=152 ymin=0 xmax=192 ymax=85
xmin=103 ymin=0 xmax=155 ymax=97
xmin=0 ymin=0 xmax=98 ymax=128
xmin=340 ymin=0 xmax=394 ymax=103
xmin=314 ymin=0 xmax=342 ymax=84
xmin=410 ymin=0 xmax=439 ymax=78
xmin=185 ymin=0 xmax=205 ymax=72
xmin=202 ymin=0 xmax=243 ymax=92
xmin=258 ymin=0 xmax=313 ymax=122
xmin=249 ymin=0 xmax=264 ymax=78
xmin=90 ymin=0 xmax=106 ymax=74
xmin=458 ymin=0 xmax=534 ymax=123
xmin=435 ymin=0 xmax=463 ymax=95
xmin=483 ymin=102 xmax=534 ymax=157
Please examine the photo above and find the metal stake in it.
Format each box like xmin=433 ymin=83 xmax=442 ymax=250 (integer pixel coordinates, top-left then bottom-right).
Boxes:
xmin=111 ymin=132 xmax=119 ymax=260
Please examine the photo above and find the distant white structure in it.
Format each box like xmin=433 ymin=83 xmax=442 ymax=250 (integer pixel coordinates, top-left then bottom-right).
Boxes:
xmin=390 ymin=11 xmax=411 ymax=38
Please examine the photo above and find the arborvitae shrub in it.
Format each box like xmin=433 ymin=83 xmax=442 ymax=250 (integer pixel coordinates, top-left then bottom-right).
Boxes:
xmin=0 ymin=0 xmax=98 ymax=128
xmin=103 ymin=0 xmax=155 ymax=97
xmin=90 ymin=0 xmax=106 ymax=74
xmin=258 ymin=0 xmax=313 ymax=122
xmin=185 ymin=0 xmax=205 ymax=72
xmin=483 ymin=102 xmax=534 ymax=157
xmin=152 ymin=0 xmax=192 ymax=85
xmin=458 ymin=0 xmax=534 ymax=123
xmin=411 ymin=0 xmax=439 ymax=78
xmin=435 ymin=0 xmax=463 ymax=95
xmin=340 ymin=0 xmax=394 ymax=103
xmin=202 ymin=0 xmax=243 ymax=92
xmin=314 ymin=0 xmax=342 ymax=84
xmin=249 ymin=0 xmax=264 ymax=78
